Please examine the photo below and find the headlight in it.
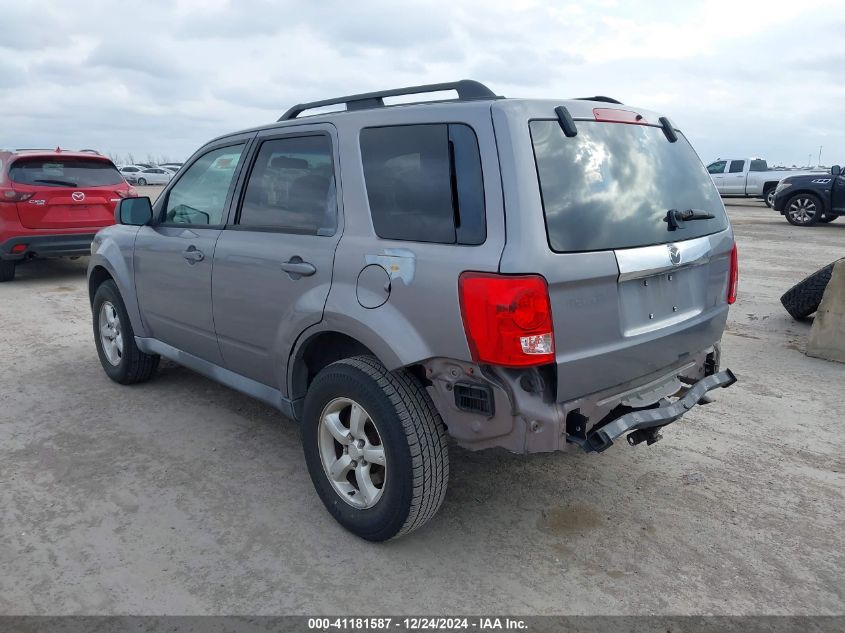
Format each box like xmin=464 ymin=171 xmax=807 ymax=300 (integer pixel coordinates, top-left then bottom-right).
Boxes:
xmin=775 ymin=181 xmax=792 ymax=194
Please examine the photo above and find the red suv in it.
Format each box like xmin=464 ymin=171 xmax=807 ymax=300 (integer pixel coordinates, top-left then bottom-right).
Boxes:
xmin=0 ymin=149 xmax=135 ymax=281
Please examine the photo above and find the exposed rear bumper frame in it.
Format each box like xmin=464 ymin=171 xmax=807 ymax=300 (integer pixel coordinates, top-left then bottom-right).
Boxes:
xmin=574 ymin=369 xmax=737 ymax=453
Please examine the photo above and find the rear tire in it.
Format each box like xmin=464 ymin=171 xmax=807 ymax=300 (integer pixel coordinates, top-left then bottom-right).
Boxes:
xmin=92 ymin=280 xmax=159 ymax=384
xmin=780 ymin=261 xmax=838 ymax=320
xmin=784 ymin=193 xmax=822 ymax=226
xmin=137 ymin=178 xmax=147 ymax=186
xmin=302 ymin=355 xmax=449 ymax=541
xmin=0 ymin=259 xmax=16 ymax=282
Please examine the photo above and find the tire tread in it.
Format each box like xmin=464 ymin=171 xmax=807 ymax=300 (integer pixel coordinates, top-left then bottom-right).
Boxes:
xmin=334 ymin=355 xmax=449 ymax=538
xmin=93 ymin=280 xmax=159 ymax=384
xmin=780 ymin=261 xmax=839 ymax=320
xmin=0 ymin=259 xmax=15 ymax=282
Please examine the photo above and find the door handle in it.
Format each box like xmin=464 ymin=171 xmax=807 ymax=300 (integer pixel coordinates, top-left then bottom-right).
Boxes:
xmin=280 ymin=256 xmax=316 ymax=280
xmin=183 ymin=246 xmax=205 ymax=263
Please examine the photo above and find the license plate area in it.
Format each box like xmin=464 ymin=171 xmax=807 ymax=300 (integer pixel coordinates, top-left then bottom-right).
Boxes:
xmin=619 ymin=265 xmax=706 ymax=337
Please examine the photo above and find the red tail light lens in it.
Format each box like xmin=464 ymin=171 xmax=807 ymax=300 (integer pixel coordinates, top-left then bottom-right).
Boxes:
xmin=0 ymin=188 xmax=33 ymax=203
xmin=116 ymin=188 xmax=137 ymax=198
xmin=727 ymin=243 xmax=739 ymax=304
xmin=459 ymin=272 xmax=555 ymax=367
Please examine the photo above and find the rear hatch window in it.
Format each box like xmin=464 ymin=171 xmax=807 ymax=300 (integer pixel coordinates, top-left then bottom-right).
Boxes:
xmin=529 ymin=120 xmax=727 ymax=252
xmin=9 ymin=157 xmax=124 ymax=188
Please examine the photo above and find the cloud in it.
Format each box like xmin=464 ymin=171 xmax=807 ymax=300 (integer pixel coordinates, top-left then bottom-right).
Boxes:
xmin=0 ymin=1 xmax=71 ymax=51
xmin=0 ymin=0 xmax=842 ymax=168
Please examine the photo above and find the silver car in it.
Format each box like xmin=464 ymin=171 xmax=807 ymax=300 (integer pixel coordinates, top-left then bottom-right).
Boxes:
xmin=88 ymin=80 xmax=737 ymax=541
xmin=134 ymin=167 xmax=173 ymax=186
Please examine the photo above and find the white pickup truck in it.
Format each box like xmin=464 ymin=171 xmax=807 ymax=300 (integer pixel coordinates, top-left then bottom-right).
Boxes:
xmin=706 ymin=158 xmax=819 ymax=207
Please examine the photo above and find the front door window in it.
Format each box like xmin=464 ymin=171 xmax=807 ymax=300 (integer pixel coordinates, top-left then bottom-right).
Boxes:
xmin=164 ymin=145 xmax=245 ymax=226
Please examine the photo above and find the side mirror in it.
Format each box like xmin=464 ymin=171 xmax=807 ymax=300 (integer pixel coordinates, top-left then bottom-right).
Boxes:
xmin=116 ymin=196 xmax=153 ymax=226
xmin=832 ymin=165 xmax=841 ymax=177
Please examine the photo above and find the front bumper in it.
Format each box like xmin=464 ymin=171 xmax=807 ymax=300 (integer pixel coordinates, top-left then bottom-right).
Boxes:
xmin=0 ymin=233 xmax=96 ymax=260
xmin=772 ymin=191 xmax=790 ymax=212
xmin=573 ymin=369 xmax=737 ymax=453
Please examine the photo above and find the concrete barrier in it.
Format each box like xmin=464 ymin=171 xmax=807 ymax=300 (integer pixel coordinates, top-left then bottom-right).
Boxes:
xmin=807 ymin=259 xmax=845 ymax=363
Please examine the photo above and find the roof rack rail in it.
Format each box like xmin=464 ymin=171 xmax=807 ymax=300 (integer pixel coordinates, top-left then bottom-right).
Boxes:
xmin=574 ymin=96 xmax=624 ymax=105
xmin=279 ymin=79 xmax=500 ymax=121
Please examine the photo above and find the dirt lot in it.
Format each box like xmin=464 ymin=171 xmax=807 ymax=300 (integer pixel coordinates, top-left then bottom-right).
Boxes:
xmin=1 ymin=196 xmax=843 ymax=615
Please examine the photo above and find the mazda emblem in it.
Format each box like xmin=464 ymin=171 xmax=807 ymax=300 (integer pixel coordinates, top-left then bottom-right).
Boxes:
xmin=72 ymin=191 xmax=85 ymax=202
xmin=668 ymin=244 xmax=681 ymax=265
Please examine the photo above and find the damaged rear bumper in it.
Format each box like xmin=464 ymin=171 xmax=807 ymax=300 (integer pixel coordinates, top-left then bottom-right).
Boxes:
xmin=424 ymin=346 xmax=735 ymax=454
xmin=571 ymin=369 xmax=737 ymax=453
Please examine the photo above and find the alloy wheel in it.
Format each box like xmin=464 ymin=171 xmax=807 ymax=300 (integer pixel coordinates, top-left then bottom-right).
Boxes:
xmin=98 ymin=301 xmax=124 ymax=366
xmin=787 ymin=196 xmax=817 ymax=224
xmin=318 ymin=397 xmax=387 ymax=509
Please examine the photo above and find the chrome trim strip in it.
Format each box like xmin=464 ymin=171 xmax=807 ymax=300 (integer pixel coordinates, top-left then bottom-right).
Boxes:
xmin=615 ymin=235 xmax=712 ymax=281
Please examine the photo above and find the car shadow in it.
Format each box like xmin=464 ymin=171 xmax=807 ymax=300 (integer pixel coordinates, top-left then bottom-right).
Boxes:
xmin=10 ymin=257 xmax=89 ymax=284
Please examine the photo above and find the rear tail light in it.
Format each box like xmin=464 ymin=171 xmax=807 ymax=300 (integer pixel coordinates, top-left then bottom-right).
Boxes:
xmin=116 ymin=188 xmax=137 ymax=198
xmin=727 ymin=243 xmax=739 ymax=304
xmin=0 ymin=188 xmax=33 ymax=203
xmin=11 ymin=244 xmax=27 ymax=254
xmin=458 ymin=272 xmax=555 ymax=367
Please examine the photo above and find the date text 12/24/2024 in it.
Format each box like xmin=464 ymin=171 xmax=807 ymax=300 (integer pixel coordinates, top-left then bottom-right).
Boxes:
xmin=308 ymin=617 xmax=529 ymax=630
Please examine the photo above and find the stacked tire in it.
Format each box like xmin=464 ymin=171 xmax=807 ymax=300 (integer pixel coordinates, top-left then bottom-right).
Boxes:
xmin=780 ymin=260 xmax=843 ymax=320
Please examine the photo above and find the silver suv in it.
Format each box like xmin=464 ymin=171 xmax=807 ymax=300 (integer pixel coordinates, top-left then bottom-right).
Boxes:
xmin=88 ymin=80 xmax=737 ymax=541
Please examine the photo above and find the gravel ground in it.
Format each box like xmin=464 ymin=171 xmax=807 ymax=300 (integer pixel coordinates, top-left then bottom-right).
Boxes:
xmin=1 ymin=197 xmax=843 ymax=615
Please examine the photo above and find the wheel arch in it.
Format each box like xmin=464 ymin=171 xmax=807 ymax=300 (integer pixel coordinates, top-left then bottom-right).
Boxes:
xmin=287 ymin=321 xmax=428 ymax=402
xmin=88 ymin=264 xmax=114 ymax=305
xmin=87 ymin=245 xmax=147 ymax=337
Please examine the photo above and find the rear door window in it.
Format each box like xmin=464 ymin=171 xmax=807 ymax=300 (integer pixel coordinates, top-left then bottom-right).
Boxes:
xmin=9 ymin=158 xmax=123 ymax=187
xmin=360 ymin=124 xmax=485 ymax=245
xmin=237 ymin=135 xmax=337 ymax=235
xmin=530 ymin=120 xmax=728 ymax=253
xmin=729 ymin=160 xmax=745 ymax=173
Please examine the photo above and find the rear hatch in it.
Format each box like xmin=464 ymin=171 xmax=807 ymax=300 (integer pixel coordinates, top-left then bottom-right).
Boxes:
xmin=496 ymin=101 xmax=734 ymax=402
xmin=9 ymin=156 xmax=126 ymax=229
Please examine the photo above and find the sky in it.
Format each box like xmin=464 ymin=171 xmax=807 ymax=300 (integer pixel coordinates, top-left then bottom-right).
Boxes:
xmin=2 ymin=0 xmax=843 ymax=167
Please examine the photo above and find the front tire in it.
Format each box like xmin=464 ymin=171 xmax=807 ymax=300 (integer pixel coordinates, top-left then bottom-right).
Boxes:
xmin=92 ymin=280 xmax=159 ymax=384
xmin=764 ymin=187 xmax=775 ymax=208
xmin=785 ymin=193 xmax=822 ymax=226
xmin=0 ymin=259 xmax=16 ymax=282
xmin=302 ymin=356 xmax=449 ymax=541
xmin=137 ymin=178 xmax=147 ymax=186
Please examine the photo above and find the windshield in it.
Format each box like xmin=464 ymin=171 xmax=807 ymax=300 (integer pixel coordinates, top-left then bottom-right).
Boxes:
xmin=529 ymin=120 xmax=728 ymax=252
xmin=10 ymin=158 xmax=124 ymax=187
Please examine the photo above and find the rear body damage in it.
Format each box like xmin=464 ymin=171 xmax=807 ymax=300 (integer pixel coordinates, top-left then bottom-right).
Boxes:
xmin=88 ymin=81 xmax=737 ymax=539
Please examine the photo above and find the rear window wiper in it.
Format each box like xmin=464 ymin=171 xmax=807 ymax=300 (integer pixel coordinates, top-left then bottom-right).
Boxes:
xmin=664 ymin=208 xmax=715 ymax=231
xmin=32 ymin=178 xmax=79 ymax=187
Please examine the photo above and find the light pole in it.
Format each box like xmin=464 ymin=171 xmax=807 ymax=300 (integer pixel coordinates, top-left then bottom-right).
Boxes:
xmin=819 ymin=146 xmax=823 ymax=166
